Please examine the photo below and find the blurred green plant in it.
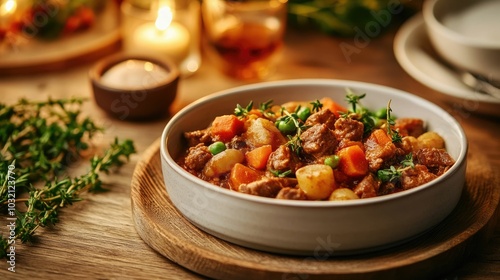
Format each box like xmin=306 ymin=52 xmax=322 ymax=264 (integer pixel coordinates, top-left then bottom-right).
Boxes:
xmin=287 ymin=0 xmax=419 ymax=37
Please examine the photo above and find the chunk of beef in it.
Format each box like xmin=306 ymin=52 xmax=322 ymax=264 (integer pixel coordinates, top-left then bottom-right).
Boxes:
xmin=276 ymin=187 xmax=308 ymax=200
xmin=415 ymin=147 xmax=455 ymax=167
xmin=267 ymin=145 xmax=303 ymax=174
xmin=401 ymin=164 xmax=437 ymax=190
xmin=394 ymin=118 xmax=425 ymax=137
xmin=353 ymin=174 xmax=380 ymax=198
xmin=364 ymin=133 xmax=397 ymax=172
xmin=184 ymin=129 xmax=212 ymax=147
xmin=334 ymin=118 xmax=364 ymax=149
xmin=300 ymin=124 xmax=337 ymax=157
xmin=305 ymin=109 xmax=337 ymax=130
xmin=238 ymin=177 xmax=297 ymax=198
xmin=184 ymin=143 xmax=212 ymax=171
xmin=227 ymin=135 xmax=249 ymax=151
xmin=378 ymin=182 xmax=398 ymax=196
xmin=415 ymin=148 xmax=455 ymax=175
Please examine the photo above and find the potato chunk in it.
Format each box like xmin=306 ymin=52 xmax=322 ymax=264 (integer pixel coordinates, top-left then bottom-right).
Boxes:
xmin=203 ymin=149 xmax=244 ymax=178
xmin=296 ymin=164 xmax=336 ymax=200
xmin=417 ymin=132 xmax=445 ymax=149
xmin=245 ymin=118 xmax=286 ymax=149
xmin=329 ymin=188 xmax=359 ymax=201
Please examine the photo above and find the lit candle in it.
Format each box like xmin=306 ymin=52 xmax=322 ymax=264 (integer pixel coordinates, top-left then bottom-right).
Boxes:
xmin=0 ymin=0 xmax=17 ymax=27
xmin=100 ymin=59 xmax=171 ymax=90
xmin=131 ymin=4 xmax=190 ymax=65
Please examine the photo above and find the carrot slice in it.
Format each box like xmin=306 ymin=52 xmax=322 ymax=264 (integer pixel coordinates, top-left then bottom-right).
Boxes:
xmin=320 ymin=97 xmax=348 ymax=117
xmin=371 ymin=129 xmax=393 ymax=146
xmin=210 ymin=115 xmax=244 ymax=142
xmin=229 ymin=163 xmax=261 ymax=190
xmin=245 ymin=145 xmax=272 ymax=170
xmin=338 ymin=145 xmax=369 ymax=177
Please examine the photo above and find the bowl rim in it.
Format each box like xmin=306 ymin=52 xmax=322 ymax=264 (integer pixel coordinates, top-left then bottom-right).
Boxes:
xmin=161 ymin=78 xmax=468 ymax=208
xmin=423 ymin=0 xmax=500 ymax=49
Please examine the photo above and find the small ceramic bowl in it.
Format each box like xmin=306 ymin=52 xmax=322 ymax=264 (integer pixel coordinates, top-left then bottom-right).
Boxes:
xmin=160 ymin=79 xmax=467 ymax=256
xmin=89 ymin=53 xmax=179 ymax=121
xmin=423 ymin=0 xmax=500 ymax=80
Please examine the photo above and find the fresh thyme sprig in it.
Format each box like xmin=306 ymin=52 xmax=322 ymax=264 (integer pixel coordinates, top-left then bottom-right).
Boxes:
xmin=234 ymin=101 xmax=253 ymax=118
xmin=345 ymin=90 xmax=365 ymax=113
xmin=0 ymin=97 xmax=136 ymax=259
xmin=377 ymin=153 xmax=415 ymax=183
xmin=0 ymin=97 xmax=103 ymax=184
xmin=259 ymin=100 xmax=275 ymax=118
xmin=0 ymin=138 xmax=135 ymax=258
xmin=385 ymin=100 xmax=402 ymax=143
xmin=234 ymin=100 xmax=275 ymax=119
xmin=342 ymin=90 xmax=377 ymax=136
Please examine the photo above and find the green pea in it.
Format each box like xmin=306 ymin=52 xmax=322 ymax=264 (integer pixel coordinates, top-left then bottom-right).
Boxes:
xmin=324 ymin=155 xmax=340 ymax=169
xmin=209 ymin=141 xmax=226 ymax=155
xmin=374 ymin=107 xmax=387 ymax=119
xmin=374 ymin=117 xmax=385 ymax=128
xmin=297 ymin=106 xmax=311 ymax=121
xmin=277 ymin=119 xmax=296 ymax=134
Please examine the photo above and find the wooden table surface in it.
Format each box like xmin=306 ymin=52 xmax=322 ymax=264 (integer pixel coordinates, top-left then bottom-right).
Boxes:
xmin=1 ymin=14 xmax=499 ymax=280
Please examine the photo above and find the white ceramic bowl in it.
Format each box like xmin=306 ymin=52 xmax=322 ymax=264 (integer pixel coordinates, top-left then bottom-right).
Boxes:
xmin=160 ymin=79 xmax=467 ymax=256
xmin=423 ymin=0 xmax=500 ymax=80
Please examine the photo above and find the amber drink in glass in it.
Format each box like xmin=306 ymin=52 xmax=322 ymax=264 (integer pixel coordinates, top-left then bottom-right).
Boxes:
xmin=202 ymin=0 xmax=288 ymax=80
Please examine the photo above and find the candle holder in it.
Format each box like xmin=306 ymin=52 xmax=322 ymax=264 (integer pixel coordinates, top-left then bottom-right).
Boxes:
xmin=121 ymin=0 xmax=201 ymax=77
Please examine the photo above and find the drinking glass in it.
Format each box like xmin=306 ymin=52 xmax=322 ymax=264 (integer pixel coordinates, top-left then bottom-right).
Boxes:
xmin=202 ymin=0 xmax=288 ymax=80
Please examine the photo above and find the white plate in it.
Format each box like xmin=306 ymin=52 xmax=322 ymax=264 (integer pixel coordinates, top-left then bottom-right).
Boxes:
xmin=393 ymin=14 xmax=500 ymax=117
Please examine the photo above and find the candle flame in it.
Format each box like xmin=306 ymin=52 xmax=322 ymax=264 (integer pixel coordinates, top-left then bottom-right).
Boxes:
xmin=1 ymin=0 xmax=17 ymax=16
xmin=155 ymin=6 xmax=173 ymax=32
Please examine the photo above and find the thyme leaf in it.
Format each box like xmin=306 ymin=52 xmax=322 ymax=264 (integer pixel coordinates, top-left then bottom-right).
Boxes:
xmin=377 ymin=153 xmax=415 ymax=183
xmin=310 ymin=99 xmax=323 ymax=112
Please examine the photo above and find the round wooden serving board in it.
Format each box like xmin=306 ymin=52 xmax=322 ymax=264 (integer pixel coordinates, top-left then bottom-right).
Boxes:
xmin=131 ymin=139 xmax=500 ymax=280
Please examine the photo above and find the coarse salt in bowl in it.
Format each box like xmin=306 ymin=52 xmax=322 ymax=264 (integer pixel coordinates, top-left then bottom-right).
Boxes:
xmin=89 ymin=53 xmax=179 ymax=121
xmin=160 ymin=79 xmax=467 ymax=256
